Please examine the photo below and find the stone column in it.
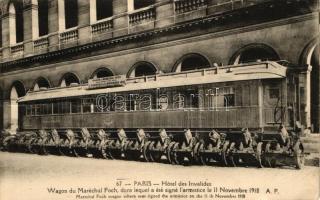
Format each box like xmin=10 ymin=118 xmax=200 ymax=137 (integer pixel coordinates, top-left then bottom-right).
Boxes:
xmin=77 ymin=0 xmax=91 ymax=45
xmin=1 ymin=15 xmax=12 ymax=60
xmin=47 ymin=0 xmax=64 ymax=51
xmin=23 ymin=0 xmax=39 ymax=56
xmin=113 ymin=0 xmax=129 ymax=37
xmin=155 ymin=0 xmax=174 ymax=28
xmin=89 ymin=0 xmax=97 ymax=24
xmin=304 ymin=65 xmax=312 ymax=129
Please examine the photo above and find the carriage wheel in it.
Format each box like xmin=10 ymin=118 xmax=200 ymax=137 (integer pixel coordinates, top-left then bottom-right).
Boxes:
xmin=221 ymin=140 xmax=229 ymax=166
xmin=294 ymin=141 xmax=304 ymax=169
xmin=256 ymin=142 xmax=263 ymax=168
xmin=167 ymin=142 xmax=177 ymax=164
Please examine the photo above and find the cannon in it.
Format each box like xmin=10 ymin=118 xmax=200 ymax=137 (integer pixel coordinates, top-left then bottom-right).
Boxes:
xmin=195 ymin=130 xmax=229 ymax=166
xmin=144 ymin=129 xmax=171 ymax=162
xmin=72 ymin=128 xmax=93 ymax=157
xmin=0 ymin=130 xmax=14 ymax=151
xmin=106 ymin=129 xmax=128 ymax=159
xmin=4 ymin=131 xmax=37 ymax=153
xmin=44 ymin=129 xmax=65 ymax=155
xmin=225 ymin=129 xmax=263 ymax=167
xmin=262 ymin=126 xmax=304 ymax=169
xmin=168 ymin=129 xmax=199 ymax=165
xmin=86 ymin=129 xmax=110 ymax=159
xmin=124 ymin=129 xmax=148 ymax=161
xmin=59 ymin=129 xmax=78 ymax=156
xmin=29 ymin=129 xmax=50 ymax=155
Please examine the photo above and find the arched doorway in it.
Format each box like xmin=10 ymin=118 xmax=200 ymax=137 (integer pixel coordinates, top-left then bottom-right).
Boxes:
xmin=9 ymin=81 xmax=26 ymax=132
xmin=127 ymin=61 xmax=158 ymax=78
xmin=230 ymin=44 xmax=280 ymax=64
xmin=60 ymin=72 xmax=80 ymax=87
xmin=307 ymin=43 xmax=320 ymax=132
xmin=173 ymin=53 xmax=211 ymax=72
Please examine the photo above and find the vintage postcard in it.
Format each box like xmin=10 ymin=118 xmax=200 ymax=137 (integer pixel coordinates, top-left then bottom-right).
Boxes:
xmin=0 ymin=0 xmax=319 ymax=200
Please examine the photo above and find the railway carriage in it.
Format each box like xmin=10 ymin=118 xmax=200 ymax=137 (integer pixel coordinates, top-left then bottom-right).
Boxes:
xmin=2 ymin=61 xmax=306 ymax=168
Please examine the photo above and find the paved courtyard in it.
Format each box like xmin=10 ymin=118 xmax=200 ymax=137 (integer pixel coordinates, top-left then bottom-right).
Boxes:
xmin=0 ymin=152 xmax=318 ymax=200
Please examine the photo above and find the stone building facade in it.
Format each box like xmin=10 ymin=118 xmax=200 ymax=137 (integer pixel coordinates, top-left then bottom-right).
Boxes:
xmin=0 ymin=0 xmax=319 ymax=131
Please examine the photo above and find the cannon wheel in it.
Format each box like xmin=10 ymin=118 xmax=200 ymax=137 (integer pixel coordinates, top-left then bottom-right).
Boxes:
xmin=147 ymin=141 xmax=164 ymax=162
xmin=256 ymin=142 xmax=263 ymax=168
xmin=58 ymin=146 xmax=66 ymax=156
xmin=193 ymin=142 xmax=201 ymax=165
xmin=294 ymin=141 xmax=304 ymax=169
xmin=264 ymin=143 xmax=272 ymax=167
xmin=221 ymin=140 xmax=229 ymax=166
xmin=39 ymin=144 xmax=49 ymax=155
xmin=199 ymin=143 xmax=210 ymax=165
xmin=172 ymin=143 xmax=182 ymax=165
xmin=107 ymin=140 xmax=122 ymax=160
xmin=167 ymin=142 xmax=177 ymax=164
xmin=100 ymin=145 xmax=108 ymax=159
xmin=73 ymin=148 xmax=81 ymax=157
xmin=143 ymin=141 xmax=152 ymax=162
xmin=124 ymin=141 xmax=139 ymax=160
xmin=228 ymin=142 xmax=238 ymax=167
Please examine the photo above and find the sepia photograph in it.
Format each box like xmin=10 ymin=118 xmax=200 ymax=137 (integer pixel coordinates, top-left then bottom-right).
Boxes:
xmin=0 ymin=0 xmax=319 ymax=199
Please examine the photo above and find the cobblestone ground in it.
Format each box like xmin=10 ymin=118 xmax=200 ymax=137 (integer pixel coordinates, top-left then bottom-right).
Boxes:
xmin=0 ymin=152 xmax=319 ymax=200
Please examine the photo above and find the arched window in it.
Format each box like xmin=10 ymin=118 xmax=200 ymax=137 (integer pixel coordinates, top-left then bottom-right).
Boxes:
xmin=8 ymin=2 xmax=24 ymax=44
xmin=230 ymin=44 xmax=280 ymax=65
xmin=174 ymin=53 xmax=211 ymax=72
xmin=38 ymin=0 xmax=49 ymax=36
xmin=65 ymin=0 xmax=78 ymax=29
xmin=91 ymin=67 xmax=114 ymax=79
xmin=60 ymin=73 xmax=80 ymax=87
xmin=128 ymin=62 xmax=158 ymax=78
xmin=33 ymin=77 xmax=50 ymax=91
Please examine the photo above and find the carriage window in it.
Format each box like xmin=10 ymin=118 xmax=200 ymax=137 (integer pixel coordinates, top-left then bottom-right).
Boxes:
xmin=158 ymin=95 xmax=169 ymax=110
xmin=71 ymin=99 xmax=81 ymax=113
xmin=39 ymin=103 xmax=51 ymax=115
xmin=62 ymin=101 xmax=71 ymax=114
xmin=173 ymin=94 xmax=185 ymax=109
xmin=208 ymin=87 xmax=235 ymax=108
xmin=35 ymin=104 xmax=41 ymax=115
xmin=223 ymin=87 xmax=235 ymax=107
xmin=25 ymin=105 xmax=31 ymax=116
xmin=53 ymin=102 xmax=59 ymax=114
xmin=224 ymin=94 xmax=235 ymax=107
xmin=269 ymin=88 xmax=280 ymax=99
xmin=126 ymin=94 xmax=138 ymax=111
xmin=82 ymin=98 xmax=95 ymax=113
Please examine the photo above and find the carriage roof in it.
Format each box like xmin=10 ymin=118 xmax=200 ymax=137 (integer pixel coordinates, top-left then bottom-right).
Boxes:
xmin=18 ymin=61 xmax=287 ymax=102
